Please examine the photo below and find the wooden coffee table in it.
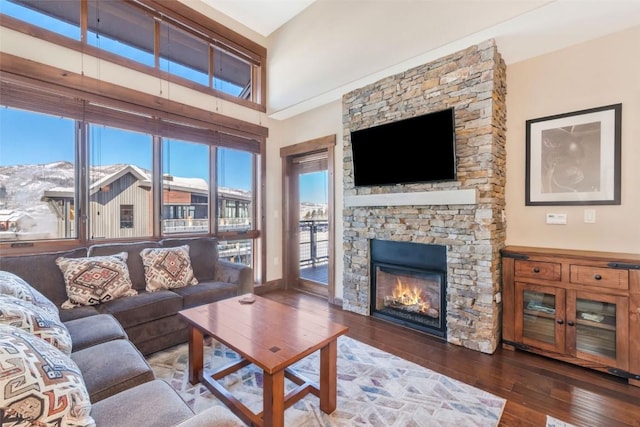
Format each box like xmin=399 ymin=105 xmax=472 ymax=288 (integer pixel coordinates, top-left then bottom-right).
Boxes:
xmin=178 ymin=294 xmax=349 ymax=427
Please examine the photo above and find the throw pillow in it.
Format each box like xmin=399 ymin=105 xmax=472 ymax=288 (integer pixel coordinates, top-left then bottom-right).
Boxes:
xmin=140 ymin=245 xmax=198 ymax=292
xmin=0 ymin=324 xmax=95 ymax=427
xmin=0 ymin=294 xmax=73 ymax=356
xmin=0 ymin=270 xmax=59 ymax=319
xmin=55 ymin=252 xmax=137 ymax=309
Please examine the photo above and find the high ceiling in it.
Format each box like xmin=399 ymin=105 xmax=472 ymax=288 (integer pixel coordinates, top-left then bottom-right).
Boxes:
xmin=200 ymin=0 xmax=315 ymax=37
xmin=194 ymin=0 xmax=640 ymax=120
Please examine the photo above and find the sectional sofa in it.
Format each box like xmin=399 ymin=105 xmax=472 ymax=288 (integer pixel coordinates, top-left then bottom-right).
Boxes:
xmin=0 ymin=236 xmax=249 ymax=426
xmin=0 ymin=236 xmax=253 ymax=355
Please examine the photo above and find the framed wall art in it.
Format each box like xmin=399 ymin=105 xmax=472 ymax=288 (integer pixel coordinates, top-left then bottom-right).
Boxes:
xmin=525 ymin=103 xmax=622 ymax=206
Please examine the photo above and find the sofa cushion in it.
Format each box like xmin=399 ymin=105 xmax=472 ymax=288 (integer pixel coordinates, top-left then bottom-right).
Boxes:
xmin=71 ymin=339 xmax=155 ymax=403
xmin=140 ymin=245 xmax=198 ymax=292
xmin=96 ymin=290 xmax=182 ymax=329
xmin=0 ymin=270 xmax=59 ymax=318
xmin=58 ymin=304 xmax=101 ymax=322
xmin=132 ymin=323 xmax=188 ymax=356
xmin=88 ymin=241 xmax=161 ymax=292
xmin=90 ymin=380 xmax=194 ymax=427
xmin=0 ymin=324 xmax=95 ymax=426
xmin=0 ymin=248 xmax=87 ymax=307
xmin=56 ymin=252 xmax=138 ymax=309
xmin=161 ymin=237 xmax=218 ymax=282
xmin=0 ymin=294 xmax=73 ymax=355
xmin=65 ymin=314 xmax=127 ymax=352
xmin=171 ymin=280 xmax=238 ymax=309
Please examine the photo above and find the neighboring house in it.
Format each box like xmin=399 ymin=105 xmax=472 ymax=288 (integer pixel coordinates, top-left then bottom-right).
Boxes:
xmin=0 ymin=209 xmax=35 ymax=233
xmin=42 ymin=165 xmax=251 ymax=240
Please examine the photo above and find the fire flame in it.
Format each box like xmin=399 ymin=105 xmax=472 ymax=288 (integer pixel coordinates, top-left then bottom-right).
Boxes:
xmin=391 ymin=277 xmax=430 ymax=311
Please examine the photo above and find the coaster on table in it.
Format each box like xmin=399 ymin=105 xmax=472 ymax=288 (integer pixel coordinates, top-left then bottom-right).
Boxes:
xmin=238 ymin=294 xmax=256 ymax=304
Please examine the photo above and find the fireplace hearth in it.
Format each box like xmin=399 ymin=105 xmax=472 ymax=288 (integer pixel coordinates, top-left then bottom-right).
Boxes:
xmin=370 ymin=240 xmax=447 ymax=338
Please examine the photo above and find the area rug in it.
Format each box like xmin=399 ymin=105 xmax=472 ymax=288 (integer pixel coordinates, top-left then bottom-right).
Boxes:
xmin=546 ymin=415 xmax=578 ymax=427
xmin=148 ymin=336 xmax=506 ymax=426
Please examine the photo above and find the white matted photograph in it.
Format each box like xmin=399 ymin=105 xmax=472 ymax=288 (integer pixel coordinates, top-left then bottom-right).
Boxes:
xmin=525 ymin=104 xmax=622 ymax=205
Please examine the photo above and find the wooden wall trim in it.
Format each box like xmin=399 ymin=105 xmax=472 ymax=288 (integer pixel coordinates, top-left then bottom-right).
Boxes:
xmin=0 ymin=52 xmax=268 ymax=140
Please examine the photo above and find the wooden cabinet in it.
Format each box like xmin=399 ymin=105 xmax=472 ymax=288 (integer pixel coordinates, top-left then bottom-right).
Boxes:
xmin=501 ymin=246 xmax=640 ymax=386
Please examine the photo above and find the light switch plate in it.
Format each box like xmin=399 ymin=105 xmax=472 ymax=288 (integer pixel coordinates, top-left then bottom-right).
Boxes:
xmin=546 ymin=213 xmax=567 ymax=225
xmin=584 ymin=209 xmax=596 ymax=223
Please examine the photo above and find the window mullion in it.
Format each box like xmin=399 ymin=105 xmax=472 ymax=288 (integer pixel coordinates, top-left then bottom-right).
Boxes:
xmin=154 ymin=18 xmax=160 ymax=69
xmin=152 ymin=133 xmax=163 ymax=237
xmin=77 ymin=119 xmax=89 ymax=243
xmin=80 ymin=0 xmax=88 ymax=43
xmin=209 ymin=44 xmax=214 ymax=89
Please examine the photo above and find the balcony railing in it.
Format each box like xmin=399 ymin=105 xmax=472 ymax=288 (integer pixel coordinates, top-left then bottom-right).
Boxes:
xmin=299 ymin=219 xmax=328 ymax=268
xmin=160 ymin=218 xmax=328 ymax=273
xmin=162 ymin=218 xmax=209 ymax=233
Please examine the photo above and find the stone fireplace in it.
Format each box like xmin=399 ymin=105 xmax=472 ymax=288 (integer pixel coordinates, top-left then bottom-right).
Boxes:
xmin=342 ymin=40 xmax=507 ymax=354
xmin=370 ymin=239 xmax=447 ymax=338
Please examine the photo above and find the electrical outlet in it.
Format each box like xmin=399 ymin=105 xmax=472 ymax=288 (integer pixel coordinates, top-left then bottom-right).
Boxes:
xmin=546 ymin=213 xmax=567 ymax=225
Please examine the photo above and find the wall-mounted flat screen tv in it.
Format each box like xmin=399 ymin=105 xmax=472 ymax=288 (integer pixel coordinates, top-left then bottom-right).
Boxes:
xmin=350 ymin=107 xmax=456 ymax=187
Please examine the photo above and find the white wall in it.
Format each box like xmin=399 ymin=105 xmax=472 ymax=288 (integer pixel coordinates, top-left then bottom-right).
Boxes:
xmin=265 ymin=100 xmax=344 ymax=292
xmin=271 ymin=26 xmax=640 ymax=298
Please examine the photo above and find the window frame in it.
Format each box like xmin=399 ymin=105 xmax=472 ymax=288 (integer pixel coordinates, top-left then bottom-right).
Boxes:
xmin=0 ymin=0 xmax=266 ymax=111
xmin=0 ymin=53 xmax=267 ymax=283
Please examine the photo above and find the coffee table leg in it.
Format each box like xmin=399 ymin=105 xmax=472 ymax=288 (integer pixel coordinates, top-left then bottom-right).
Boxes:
xmin=188 ymin=326 xmax=204 ymax=385
xmin=319 ymin=338 xmax=338 ymax=413
xmin=263 ymin=369 xmax=285 ymax=427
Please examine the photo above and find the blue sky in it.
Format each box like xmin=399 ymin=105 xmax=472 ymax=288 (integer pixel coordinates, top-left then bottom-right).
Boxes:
xmin=0 ymin=108 xmax=328 ymax=203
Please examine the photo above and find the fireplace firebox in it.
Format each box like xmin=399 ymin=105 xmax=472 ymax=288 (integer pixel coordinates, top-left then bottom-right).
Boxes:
xmin=370 ymin=239 xmax=447 ymax=338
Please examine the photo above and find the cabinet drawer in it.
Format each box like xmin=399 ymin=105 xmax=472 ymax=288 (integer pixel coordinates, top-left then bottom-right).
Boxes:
xmin=570 ymin=265 xmax=628 ymax=290
xmin=515 ymin=260 xmax=561 ymax=281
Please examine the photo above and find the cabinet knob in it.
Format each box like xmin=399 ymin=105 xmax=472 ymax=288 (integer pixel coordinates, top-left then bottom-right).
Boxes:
xmin=533 ymin=267 xmax=540 ymax=273
xmin=594 ymin=274 xmax=602 ymax=280
xmin=556 ymin=319 xmax=564 ymax=325
xmin=567 ymin=321 xmax=575 ymax=327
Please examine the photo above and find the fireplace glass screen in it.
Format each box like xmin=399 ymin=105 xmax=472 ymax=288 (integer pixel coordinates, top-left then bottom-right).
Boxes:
xmin=372 ymin=264 xmax=445 ymax=336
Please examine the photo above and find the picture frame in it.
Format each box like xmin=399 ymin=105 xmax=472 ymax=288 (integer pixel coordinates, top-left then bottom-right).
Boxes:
xmin=525 ymin=103 xmax=622 ymax=206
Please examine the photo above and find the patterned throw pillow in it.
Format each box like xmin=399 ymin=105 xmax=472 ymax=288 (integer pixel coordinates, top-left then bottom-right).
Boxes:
xmin=0 ymin=324 xmax=95 ymax=427
xmin=56 ymin=252 xmax=137 ymax=309
xmin=0 ymin=294 xmax=73 ymax=356
xmin=140 ymin=245 xmax=198 ymax=292
xmin=0 ymin=270 xmax=59 ymax=319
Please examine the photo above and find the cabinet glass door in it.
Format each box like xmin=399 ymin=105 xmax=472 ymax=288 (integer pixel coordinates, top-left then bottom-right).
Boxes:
xmin=515 ymin=282 xmax=565 ymax=352
xmin=567 ymin=291 xmax=628 ymax=368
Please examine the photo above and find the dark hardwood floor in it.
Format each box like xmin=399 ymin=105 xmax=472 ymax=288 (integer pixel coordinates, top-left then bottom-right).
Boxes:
xmin=259 ymin=289 xmax=640 ymax=427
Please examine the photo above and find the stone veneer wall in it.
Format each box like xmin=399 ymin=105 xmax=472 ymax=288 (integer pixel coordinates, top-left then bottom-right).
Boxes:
xmin=342 ymin=40 xmax=507 ymax=353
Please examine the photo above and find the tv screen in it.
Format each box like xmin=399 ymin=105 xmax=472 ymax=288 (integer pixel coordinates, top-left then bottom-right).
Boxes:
xmin=350 ymin=108 xmax=456 ymax=187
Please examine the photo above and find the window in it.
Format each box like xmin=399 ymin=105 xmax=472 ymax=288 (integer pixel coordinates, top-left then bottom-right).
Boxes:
xmin=0 ymin=23 xmax=266 ymax=282
xmin=1 ymin=0 xmax=265 ymax=108
xmin=218 ymin=239 xmax=253 ymax=268
xmin=162 ymin=139 xmax=210 ymax=235
xmin=217 ymin=147 xmax=253 ymax=232
xmin=120 ymin=205 xmax=134 ymax=228
xmin=87 ymin=0 xmax=155 ymax=68
xmin=159 ymin=20 xmax=209 ymax=87
xmin=89 ymin=124 xmax=153 ymax=240
xmin=0 ymin=107 xmax=76 ymax=240
xmin=2 ymin=0 xmax=80 ymax=40
xmin=213 ymin=46 xmax=252 ymax=98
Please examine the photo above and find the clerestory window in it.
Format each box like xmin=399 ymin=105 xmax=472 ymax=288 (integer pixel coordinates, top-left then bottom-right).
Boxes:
xmin=1 ymin=0 xmax=265 ymax=108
